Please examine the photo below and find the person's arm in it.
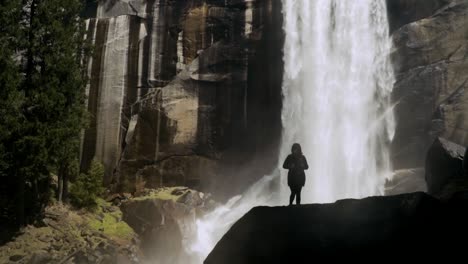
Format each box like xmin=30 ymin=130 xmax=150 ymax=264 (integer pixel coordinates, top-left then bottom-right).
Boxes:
xmin=283 ymin=155 xmax=291 ymax=169
xmin=302 ymin=156 xmax=309 ymax=170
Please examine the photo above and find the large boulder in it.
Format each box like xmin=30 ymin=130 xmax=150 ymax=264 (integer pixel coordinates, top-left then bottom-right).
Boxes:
xmin=391 ymin=0 xmax=468 ymax=169
xmin=425 ymin=137 xmax=466 ymax=194
xmin=114 ymin=42 xmax=231 ymax=192
xmin=120 ymin=187 xmax=211 ymax=263
xmin=205 ymin=192 xmax=468 ymax=263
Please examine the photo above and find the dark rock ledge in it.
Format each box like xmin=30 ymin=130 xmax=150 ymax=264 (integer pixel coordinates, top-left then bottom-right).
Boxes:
xmin=206 ymin=192 xmax=468 ymax=263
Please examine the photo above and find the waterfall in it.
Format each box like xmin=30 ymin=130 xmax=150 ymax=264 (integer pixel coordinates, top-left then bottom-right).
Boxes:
xmin=184 ymin=0 xmax=395 ymax=262
xmin=280 ymin=0 xmax=395 ymax=203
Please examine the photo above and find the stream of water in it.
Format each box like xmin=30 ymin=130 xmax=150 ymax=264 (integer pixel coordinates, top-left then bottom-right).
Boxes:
xmin=183 ymin=1 xmax=395 ymax=262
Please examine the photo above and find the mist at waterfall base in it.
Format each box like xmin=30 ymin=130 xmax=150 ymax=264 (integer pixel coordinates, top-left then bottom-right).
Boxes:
xmin=178 ymin=1 xmax=396 ymax=263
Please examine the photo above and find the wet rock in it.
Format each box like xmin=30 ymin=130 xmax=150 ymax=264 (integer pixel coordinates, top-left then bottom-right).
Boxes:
xmin=392 ymin=1 xmax=468 ymax=73
xmin=385 ymin=168 xmax=427 ymax=195
xmin=121 ymin=197 xmax=186 ymax=262
xmin=80 ymin=15 xmax=143 ymax=184
xmin=425 ymin=137 xmax=466 ymax=195
xmin=386 ymin=0 xmax=450 ymax=32
xmin=205 ymin=192 xmax=468 ymax=263
xmin=188 ymin=41 xmax=246 ymax=82
xmin=114 ymin=46 xmax=221 ymax=191
xmin=177 ymin=190 xmax=204 ymax=207
xmin=82 ymin=0 xmax=284 ymax=196
xmin=391 ymin=0 xmax=468 ymax=169
xmin=121 ymin=188 xmax=208 ymax=263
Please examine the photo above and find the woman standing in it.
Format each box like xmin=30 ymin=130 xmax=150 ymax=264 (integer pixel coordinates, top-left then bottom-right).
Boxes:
xmin=283 ymin=143 xmax=309 ymax=205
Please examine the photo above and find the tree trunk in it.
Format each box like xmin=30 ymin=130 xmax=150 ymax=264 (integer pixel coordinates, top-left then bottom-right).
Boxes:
xmin=25 ymin=0 xmax=37 ymax=89
xmin=57 ymin=173 xmax=63 ymax=203
xmin=63 ymin=170 xmax=69 ymax=203
xmin=58 ymin=163 xmax=70 ymax=203
xmin=57 ymin=163 xmax=66 ymax=203
xmin=16 ymin=173 xmax=25 ymax=226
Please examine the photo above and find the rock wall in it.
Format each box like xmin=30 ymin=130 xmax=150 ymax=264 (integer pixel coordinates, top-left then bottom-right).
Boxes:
xmin=81 ymin=0 xmax=468 ymax=196
xmin=390 ymin=0 xmax=468 ymax=169
xmin=386 ymin=0 xmax=451 ymax=32
xmin=81 ymin=15 xmax=140 ymax=185
xmin=81 ymin=0 xmax=284 ymax=197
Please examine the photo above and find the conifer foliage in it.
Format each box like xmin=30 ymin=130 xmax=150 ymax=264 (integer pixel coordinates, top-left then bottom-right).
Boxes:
xmin=0 ymin=0 xmax=89 ymax=226
xmin=70 ymin=159 xmax=105 ymax=209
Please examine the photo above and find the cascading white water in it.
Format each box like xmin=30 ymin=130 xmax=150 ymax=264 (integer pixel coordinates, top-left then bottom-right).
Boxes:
xmin=280 ymin=0 xmax=395 ymax=203
xmin=184 ymin=1 xmax=395 ymax=262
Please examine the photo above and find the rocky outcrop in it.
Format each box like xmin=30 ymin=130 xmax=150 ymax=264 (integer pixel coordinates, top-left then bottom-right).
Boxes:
xmin=425 ymin=137 xmax=466 ymax=195
xmin=0 ymin=203 xmax=140 ymax=264
xmin=81 ymin=15 xmax=141 ymax=184
xmin=391 ymin=0 xmax=468 ymax=169
xmin=205 ymin=192 xmax=468 ymax=263
xmin=386 ymin=0 xmax=450 ymax=32
xmin=120 ymin=187 xmax=213 ymax=263
xmin=385 ymin=168 xmax=427 ymax=195
xmin=81 ymin=0 xmax=284 ymax=196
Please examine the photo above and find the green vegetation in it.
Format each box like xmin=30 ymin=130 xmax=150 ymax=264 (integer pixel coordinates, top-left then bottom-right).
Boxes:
xmin=133 ymin=187 xmax=190 ymax=202
xmin=87 ymin=199 xmax=134 ymax=240
xmin=70 ymin=159 xmax=105 ymax=209
xmin=0 ymin=203 xmax=136 ymax=263
xmin=0 ymin=0 xmax=90 ymax=225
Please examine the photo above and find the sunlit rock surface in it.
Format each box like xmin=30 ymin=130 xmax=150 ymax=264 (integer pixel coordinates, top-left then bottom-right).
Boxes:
xmin=205 ymin=192 xmax=468 ymax=263
xmin=81 ymin=0 xmax=284 ymax=195
xmin=120 ymin=187 xmax=213 ymax=263
xmin=391 ymin=0 xmax=468 ymax=169
xmin=81 ymin=15 xmax=140 ymax=184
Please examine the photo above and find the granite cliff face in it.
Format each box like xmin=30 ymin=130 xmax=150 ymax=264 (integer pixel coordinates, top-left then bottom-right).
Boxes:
xmin=390 ymin=0 xmax=468 ymax=170
xmin=80 ymin=0 xmax=283 ymax=197
xmin=80 ymin=0 xmax=468 ymax=197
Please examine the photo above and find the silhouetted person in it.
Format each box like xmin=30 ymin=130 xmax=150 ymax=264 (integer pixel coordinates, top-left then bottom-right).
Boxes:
xmin=283 ymin=143 xmax=308 ymax=205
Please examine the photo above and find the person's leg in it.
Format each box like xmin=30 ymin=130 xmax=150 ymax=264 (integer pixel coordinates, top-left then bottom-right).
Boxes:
xmin=296 ymin=187 xmax=302 ymax=205
xmin=289 ymin=187 xmax=295 ymax=205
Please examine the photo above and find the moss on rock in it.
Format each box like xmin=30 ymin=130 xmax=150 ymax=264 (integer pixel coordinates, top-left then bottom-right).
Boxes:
xmin=0 ymin=202 xmax=140 ymax=264
xmin=132 ymin=186 xmax=190 ymax=202
xmin=86 ymin=198 xmax=135 ymax=241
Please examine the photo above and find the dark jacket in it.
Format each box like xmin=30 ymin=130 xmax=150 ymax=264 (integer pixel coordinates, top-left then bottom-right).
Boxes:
xmin=283 ymin=154 xmax=309 ymax=187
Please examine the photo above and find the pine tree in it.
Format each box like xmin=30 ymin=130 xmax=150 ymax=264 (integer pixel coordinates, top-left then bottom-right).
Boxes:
xmin=0 ymin=0 xmax=24 ymax=224
xmin=0 ymin=0 xmax=89 ymax=225
xmin=31 ymin=0 xmax=89 ymax=203
xmin=70 ymin=159 xmax=104 ymax=208
xmin=0 ymin=0 xmax=23 ymax=174
xmin=22 ymin=0 xmax=89 ymax=207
